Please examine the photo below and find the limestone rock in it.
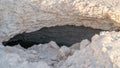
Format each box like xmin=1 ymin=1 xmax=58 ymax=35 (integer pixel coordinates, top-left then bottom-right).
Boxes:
xmin=58 ymin=46 xmax=71 ymax=60
xmin=60 ymin=31 xmax=120 ymax=68
xmin=1 ymin=0 xmax=120 ymax=41
xmin=80 ymin=39 xmax=90 ymax=50
xmin=1 ymin=31 xmax=120 ymax=68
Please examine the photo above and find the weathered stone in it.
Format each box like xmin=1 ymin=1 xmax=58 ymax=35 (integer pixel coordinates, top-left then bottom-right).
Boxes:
xmin=2 ymin=25 xmax=102 ymax=49
xmin=1 ymin=0 xmax=120 ymax=41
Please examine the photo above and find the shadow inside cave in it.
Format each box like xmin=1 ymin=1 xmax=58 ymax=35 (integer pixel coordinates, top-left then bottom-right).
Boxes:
xmin=2 ymin=25 xmax=103 ymax=49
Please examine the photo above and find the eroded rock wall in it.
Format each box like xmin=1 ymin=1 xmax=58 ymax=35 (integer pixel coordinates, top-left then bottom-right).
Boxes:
xmin=1 ymin=31 xmax=120 ymax=68
xmin=59 ymin=31 xmax=120 ymax=68
xmin=1 ymin=0 xmax=120 ymax=41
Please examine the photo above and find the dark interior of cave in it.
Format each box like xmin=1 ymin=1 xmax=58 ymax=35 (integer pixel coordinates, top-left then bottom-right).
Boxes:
xmin=2 ymin=25 xmax=103 ymax=49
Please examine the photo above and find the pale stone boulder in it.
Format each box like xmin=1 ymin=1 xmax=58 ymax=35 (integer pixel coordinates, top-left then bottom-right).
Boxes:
xmin=0 ymin=44 xmax=51 ymax=68
xmin=60 ymin=31 xmax=120 ymax=68
xmin=1 ymin=0 xmax=120 ymax=41
xmin=1 ymin=31 xmax=120 ymax=68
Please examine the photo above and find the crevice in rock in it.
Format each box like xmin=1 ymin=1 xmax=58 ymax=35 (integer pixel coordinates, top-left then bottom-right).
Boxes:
xmin=2 ymin=25 xmax=103 ymax=49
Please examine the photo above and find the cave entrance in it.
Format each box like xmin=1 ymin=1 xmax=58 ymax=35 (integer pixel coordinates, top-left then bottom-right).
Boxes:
xmin=2 ymin=25 xmax=103 ymax=49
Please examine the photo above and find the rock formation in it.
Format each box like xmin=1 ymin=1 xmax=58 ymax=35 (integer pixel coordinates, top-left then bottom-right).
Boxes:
xmin=2 ymin=25 xmax=102 ymax=49
xmin=1 ymin=0 xmax=120 ymax=41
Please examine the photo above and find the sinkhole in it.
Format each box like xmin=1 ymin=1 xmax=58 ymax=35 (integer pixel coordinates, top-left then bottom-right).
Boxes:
xmin=2 ymin=25 xmax=103 ymax=49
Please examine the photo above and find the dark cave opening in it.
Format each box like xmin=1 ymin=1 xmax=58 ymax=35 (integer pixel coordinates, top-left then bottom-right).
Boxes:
xmin=2 ymin=25 xmax=103 ymax=49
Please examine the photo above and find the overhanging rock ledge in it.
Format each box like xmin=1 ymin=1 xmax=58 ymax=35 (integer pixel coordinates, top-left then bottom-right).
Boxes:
xmin=0 ymin=0 xmax=120 ymax=41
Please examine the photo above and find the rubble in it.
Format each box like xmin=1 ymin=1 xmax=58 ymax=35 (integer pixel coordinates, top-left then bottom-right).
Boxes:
xmin=1 ymin=31 xmax=120 ymax=68
xmin=1 ymin=0 xmax=120 ymax=41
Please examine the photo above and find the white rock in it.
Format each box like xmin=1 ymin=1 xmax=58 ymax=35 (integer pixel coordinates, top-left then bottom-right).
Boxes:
xmin=60 ymin=31 xmax=120 ymax=68
xmin=0 ymin=43 xmax=55 ymax=68
xmin=1 ymin=31 xmax=120 ymax=68
xmin=70 ymin=43 xmax=80 ymax=50
xmin=58 ymin=46 xmax=71 ymax=60
xmin=1 ymin=0 xmax=120 ymax=41
xmin=49 ymin=41 xmax=60 ymax=49
xmin=80 ymin=39 xmax=90 ymax=50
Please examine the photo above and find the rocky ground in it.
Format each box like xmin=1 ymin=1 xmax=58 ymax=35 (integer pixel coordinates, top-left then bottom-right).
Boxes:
xmin=1 ymin=0 xmax=120 ymax=68
xmin=1 ymin=0 xmax=120 ymax=42
xmin=1 ymin=31 xmax=120 ymax=68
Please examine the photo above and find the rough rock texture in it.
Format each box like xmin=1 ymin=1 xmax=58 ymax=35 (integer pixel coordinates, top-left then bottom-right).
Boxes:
xmin=2 ymin=25 xmax=102 ymax=49
xmin=1 ymin=31 xmax=120 ymax=68
xmin=0 ymin=41 xmax=59 ymax=68
xmin=60 ymin=31 xmax=120 ymax=68
xmin=1 ymin=0 xmax=120 ymax=41
xmin=0 ymin=44 xmax=51 ymax=68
